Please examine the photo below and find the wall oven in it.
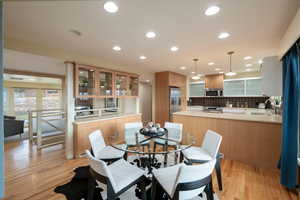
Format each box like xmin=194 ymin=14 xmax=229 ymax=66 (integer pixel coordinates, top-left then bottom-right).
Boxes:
xmin=205 ymin=89 xmax=223 ymax=97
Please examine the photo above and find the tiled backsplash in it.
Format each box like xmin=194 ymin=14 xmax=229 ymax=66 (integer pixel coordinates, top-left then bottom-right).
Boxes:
xmin=189 ymin=96 xmax=269 ymax=108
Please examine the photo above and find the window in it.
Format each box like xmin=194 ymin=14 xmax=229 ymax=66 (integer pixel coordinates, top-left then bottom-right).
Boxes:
xmin=14 ymin=88 xmax=37 ymax=120
xmin=224 ymin=78 xmax=262 ymax=96
xmin=189 ymin=82 xmax=205 ymax=97
xmin=42 ymin=89 xmax=62 ymax=110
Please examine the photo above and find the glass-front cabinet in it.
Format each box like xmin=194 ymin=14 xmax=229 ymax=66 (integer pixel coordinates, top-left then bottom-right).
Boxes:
xmin=98 ymin=70 xmax=114 ymax=97
xmin=76 ymin=66 xmax=96 ymax=97
xmin=74 ymin=64 xmax=139 ymax=98
xmin=129 ymin=76 xmax=139 ymax=96
xmin=115 ymin=73 xmax=128 ymax=97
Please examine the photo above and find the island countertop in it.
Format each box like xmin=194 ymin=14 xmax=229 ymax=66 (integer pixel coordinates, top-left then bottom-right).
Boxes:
xmin=74 ymin=113 xmax=142 ymax=125
xmin=173 ymin=109 xmax=282 ymax=124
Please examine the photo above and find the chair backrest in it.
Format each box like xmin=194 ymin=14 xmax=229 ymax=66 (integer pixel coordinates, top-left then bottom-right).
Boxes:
xmin=124 ymin=122 xmax=143 ymax=144
xmin=86 ymin=150 xmax=118 ymax=192
xmin=172 ymin=159 xmax=216 ymax=199
xmin=88 ymin=130 xmax=106 ymax=157
xmin=202 ymin=130 xmax=222 ymax=159
xmin=164 ymin=122 xmax=183 ymax=142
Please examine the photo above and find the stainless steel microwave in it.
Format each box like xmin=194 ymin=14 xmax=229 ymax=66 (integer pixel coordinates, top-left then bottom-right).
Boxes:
xmin=205 ymin=89 xmax=223 ymax=97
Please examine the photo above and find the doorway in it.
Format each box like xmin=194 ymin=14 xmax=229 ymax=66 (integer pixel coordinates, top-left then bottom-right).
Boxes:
xmin=139 ymin=82 xmax=152 ymax=124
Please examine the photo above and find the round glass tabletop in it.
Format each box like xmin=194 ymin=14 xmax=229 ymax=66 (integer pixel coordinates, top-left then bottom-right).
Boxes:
xmin=108 ymin=130 xmax=195 ymax=155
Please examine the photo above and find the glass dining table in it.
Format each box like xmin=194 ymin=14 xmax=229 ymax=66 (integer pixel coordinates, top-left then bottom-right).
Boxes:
xmin=108 ymin=128 xmax=195 ymax=174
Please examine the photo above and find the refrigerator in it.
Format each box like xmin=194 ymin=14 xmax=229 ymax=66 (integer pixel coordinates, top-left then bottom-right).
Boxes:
xmin=169 ymin=87 xmax=182 ymax=120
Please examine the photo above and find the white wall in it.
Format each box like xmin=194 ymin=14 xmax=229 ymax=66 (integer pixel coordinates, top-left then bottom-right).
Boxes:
xmin=261 ymin=56 xmax=282 ymax=96
xmin=278 ymin=8 xmax=300 ymax=59
xmin=4 ymin=49 xmax=65 ymax=75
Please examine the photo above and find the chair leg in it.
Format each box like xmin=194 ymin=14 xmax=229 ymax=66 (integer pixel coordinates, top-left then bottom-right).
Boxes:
xmin=163 ymin=145 xmax=168 ymax=167
xmin=204 ymin=181 xmax=214 ymax=200
xmin=140 ymin=179 xmax=147 ymax=200
xmin=174 ymin=146 xmax=178 ymax=164
xmin=215 ymin=157 xmax=223 ymax=191
xmin=179 ymin=152 xmax=183 ymax=163
xmin=147 ymin=143 xmax=151 ymax=153
xmin=151 ymin=178 xmax=157 ymax=200
xmin=153 ymin=142 xmax=157 ymax=153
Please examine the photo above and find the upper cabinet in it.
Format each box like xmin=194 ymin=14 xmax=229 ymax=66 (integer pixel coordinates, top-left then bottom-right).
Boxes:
xmin=129 ymin=75 xmax=139 ymax=96
xmin=115 ymin=73 xmax=128 ymax=97
xmin=204 ymin=74 xmax=224 ymax=89
xmin=169 ymin=72 xmax=186 ymax=87
xmin=74 ymin=64 xmax=139 ymax=98
xmin=75 ymin=65 xmax=97 ymax=98
xmin=98 ymin=70 xmax=114 ymax=97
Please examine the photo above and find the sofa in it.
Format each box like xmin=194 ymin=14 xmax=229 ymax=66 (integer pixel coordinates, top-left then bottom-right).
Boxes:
xmin=4 ymin=116 xmax=25 ymax=138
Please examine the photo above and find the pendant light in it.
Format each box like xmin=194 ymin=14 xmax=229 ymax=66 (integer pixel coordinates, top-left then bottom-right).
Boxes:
xmin=191 ymin=58 xmax=200 ymax=80
xmin=225 ymin=51 xmax=237 ymax=76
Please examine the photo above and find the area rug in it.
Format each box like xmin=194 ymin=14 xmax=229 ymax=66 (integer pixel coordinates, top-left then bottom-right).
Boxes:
xmin=55 ymin=154 xmax=219 ymax=200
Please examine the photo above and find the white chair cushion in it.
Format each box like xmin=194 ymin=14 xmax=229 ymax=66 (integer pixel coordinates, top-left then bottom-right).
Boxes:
xmin=96 ymin=145 xmax=125 ymax=160
xmin=108 ymin=159 xmax=145 ymax=193
xmin=182 ymin=146 xmax=213 ymax=161
xmin=152 ymin=164 xmax=183 ymax=197
xmin=298 ymin=158 xmax=300 ymax=166
xmin=154 ymin=138 xmax=177 ymax=146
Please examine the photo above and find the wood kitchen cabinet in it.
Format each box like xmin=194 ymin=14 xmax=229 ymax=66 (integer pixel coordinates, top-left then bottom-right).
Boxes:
xmin=204 ymin=74 xmax=224 ymax=89
xmin=74 ymin=65 xmax=97 ymax=98
xmin=74 ymin=63 xmax=139 ymax=98
xmin=155 ymin=71 xmax=187 ymax=125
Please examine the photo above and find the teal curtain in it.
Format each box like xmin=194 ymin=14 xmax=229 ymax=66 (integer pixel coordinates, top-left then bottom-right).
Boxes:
xmin=280 ymin=40 xmax=300 ymax=188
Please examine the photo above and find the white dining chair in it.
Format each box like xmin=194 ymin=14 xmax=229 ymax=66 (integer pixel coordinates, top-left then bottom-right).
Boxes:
xmin=86 ymin=150 xmax=147 ymax=200
xmin=88 ymin=130 xmax=125 ymax=163
xmin=124 ymin=122 xmax=150 ymax=148
xmin=181 ymin=129 xmax=223 ymax=191
xmin=153 ymin=122 xmax=183 ymax=164
xmin=151 ymin=159 xmax=216 ymax=200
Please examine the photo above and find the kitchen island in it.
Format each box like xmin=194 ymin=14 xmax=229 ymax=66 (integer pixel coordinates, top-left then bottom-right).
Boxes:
xmin=173 ymin=109 xmax=282 ymax=169
xmin=73 ymin=113 xmax=141 ymax=157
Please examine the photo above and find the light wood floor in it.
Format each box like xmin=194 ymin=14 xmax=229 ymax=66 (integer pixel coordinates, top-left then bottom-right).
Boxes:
xmin=1 ymin=140 xmax=298 ymax=200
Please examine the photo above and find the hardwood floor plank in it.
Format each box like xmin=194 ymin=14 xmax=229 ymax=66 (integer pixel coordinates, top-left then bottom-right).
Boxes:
xmin=1 ymin=140 xmax=298 ymax=200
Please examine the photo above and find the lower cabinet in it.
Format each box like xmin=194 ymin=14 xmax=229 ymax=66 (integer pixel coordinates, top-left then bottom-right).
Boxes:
xmin=73 ymin=114 xmax=141 ymax=157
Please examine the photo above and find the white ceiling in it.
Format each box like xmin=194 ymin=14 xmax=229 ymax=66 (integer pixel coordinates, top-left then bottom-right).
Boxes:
xmin=4 ymin=0 xmax=300 ymax=76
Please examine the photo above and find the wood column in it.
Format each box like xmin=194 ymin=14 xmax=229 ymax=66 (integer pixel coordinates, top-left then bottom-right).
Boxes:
xmin=64 ymin=62 xmax=75 ymax=159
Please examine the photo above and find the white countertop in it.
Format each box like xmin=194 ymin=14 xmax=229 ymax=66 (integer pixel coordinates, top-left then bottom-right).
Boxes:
xmin=74 ymin=113 xmax=141 ymax=125
xmin=173 ymin=109 xmax=282 ymax=124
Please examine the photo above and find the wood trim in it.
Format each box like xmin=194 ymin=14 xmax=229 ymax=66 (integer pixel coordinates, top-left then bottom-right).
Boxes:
xmin=4 ymin=69 xmax=65 ymax=79
xmin=68 ymin=61 xmax=139 ymax=77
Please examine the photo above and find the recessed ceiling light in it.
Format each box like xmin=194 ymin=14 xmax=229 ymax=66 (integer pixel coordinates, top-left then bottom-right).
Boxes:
xmin=146 ymin=31 xmax=156 ymax=38
xmin=258 ymin=60 xmax=263 ymax=64
xmin=191 ymin=76 xmax=200 ymax=80
xmin=139 ymin=56 xmax=147 ymax=60
xmin=246 ymin=68 xmax=252 ymax=72
xmin=215 ymin=68 xmax=221 ymax=71
xmin=225 ymin=71 xmax=237 ymax=76
xmin=112 ymin=46 xmax=121 ymax=51
xmin=244 ymin=56 xmax=252 ymax=60
xmin=170 ymin=46 xmax=179 ymax=52
xmin=245 ymin=64 xmax=252 ymax=67
xmin=205 ymin=6 xmax=220 ymax=16
xmin=180 ymin=66 xmax=186 ymax=70
xmin=104 ymin=1 xmax=119 ymax=13
xmin=208 ymin=62 xmax=215 ymax=66
xmin=218 ymin=32 xmax=230 ymax=39
xmin=191 ymin=71 xmax=195 ymax=74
